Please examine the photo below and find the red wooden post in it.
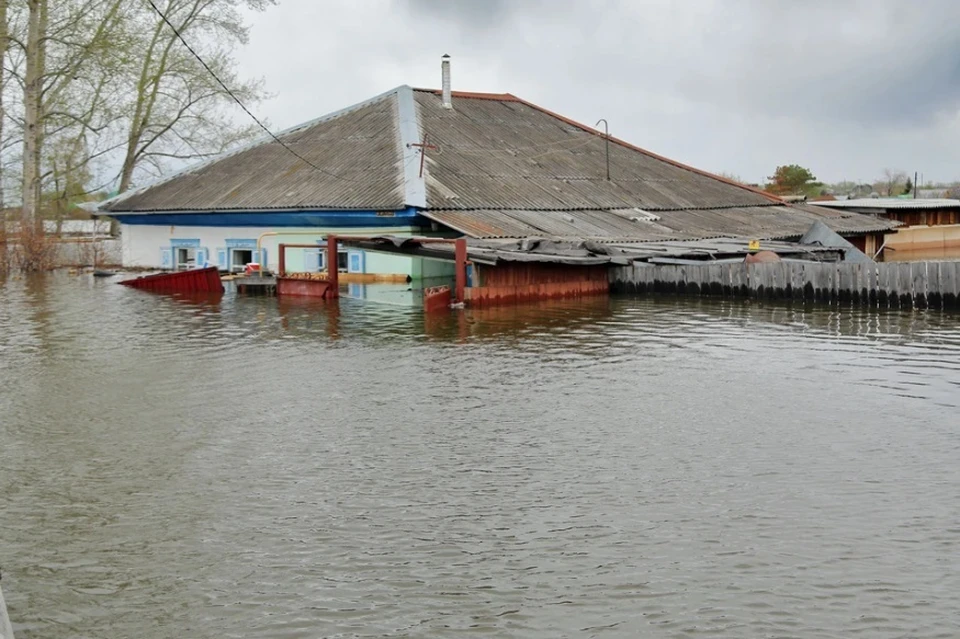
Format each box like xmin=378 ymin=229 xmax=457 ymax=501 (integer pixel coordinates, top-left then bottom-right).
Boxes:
xmin=278 ymin=243 xmax=286 ymax=276
xmin=454 ymin=238 xmax=467 ymax=303
xmin=327 ymin=235 xmax=339 ymax=298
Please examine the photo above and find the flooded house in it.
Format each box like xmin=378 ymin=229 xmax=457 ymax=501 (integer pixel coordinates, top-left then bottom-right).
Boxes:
xmin=95 ymin=57 xmax=895 ymax=285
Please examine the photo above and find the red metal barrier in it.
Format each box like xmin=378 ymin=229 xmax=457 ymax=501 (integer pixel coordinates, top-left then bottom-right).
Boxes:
xmin=423 ymin=285 xmax=452 ymax=313
xmin=119 ymin=266 xmax=224 ymax=293
xmin=276 ymin=276 xmax=333 ymax=298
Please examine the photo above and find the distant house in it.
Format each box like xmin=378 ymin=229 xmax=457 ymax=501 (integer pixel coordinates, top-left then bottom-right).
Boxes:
xmin=96 ymin=60 xmax=896 ymax=273
xmin=809 ymin=198 xmax=960 ymax=256
xmin=917 ymin=187 xmax=949 ymax=199
xmin=809 ymin=198 xmax=960 ymax=227
xmin=2 ymin=212 xmax=111 ymax=238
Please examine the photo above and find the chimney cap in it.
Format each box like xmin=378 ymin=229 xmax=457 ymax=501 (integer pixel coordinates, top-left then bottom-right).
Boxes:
xmin=442 ymin=53 xmax=450 ymax=59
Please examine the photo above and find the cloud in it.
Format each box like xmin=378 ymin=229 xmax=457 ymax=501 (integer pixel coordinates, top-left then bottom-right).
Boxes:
xmin=708 ymin=0 xmax=960 ymax=126
xmin=233 ymin=0 xmax=960 ymax=184
xmin=397 ymin=0 xmax=520 ymax=29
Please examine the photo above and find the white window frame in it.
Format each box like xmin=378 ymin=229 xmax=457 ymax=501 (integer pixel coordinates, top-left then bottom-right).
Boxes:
xmin=229 ymin=247 xmax=255 ymax=272
xmin=175 ymin=247 xmax=197 ymax=270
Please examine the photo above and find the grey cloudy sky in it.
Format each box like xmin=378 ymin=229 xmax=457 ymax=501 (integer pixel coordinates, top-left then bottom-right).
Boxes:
xmin=234 ymin=0 xmax=960 ymax=185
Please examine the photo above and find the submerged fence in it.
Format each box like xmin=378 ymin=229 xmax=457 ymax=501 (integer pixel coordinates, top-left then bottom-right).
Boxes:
xmin=610 ymin=261 xmax=960 ymax=309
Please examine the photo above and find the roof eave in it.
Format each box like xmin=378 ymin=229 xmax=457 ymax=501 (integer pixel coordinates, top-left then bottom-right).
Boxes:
xmin=97 ymin=205 xmax=416 ymax=215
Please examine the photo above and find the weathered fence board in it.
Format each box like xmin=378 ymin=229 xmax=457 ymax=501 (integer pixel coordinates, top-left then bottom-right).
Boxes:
xmin=610 ymin=261 xmax=960 ymax=309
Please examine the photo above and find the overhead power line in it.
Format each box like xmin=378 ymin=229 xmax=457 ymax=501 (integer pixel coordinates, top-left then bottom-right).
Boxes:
xmin=144 ymin=0 xmax=356 ymax=182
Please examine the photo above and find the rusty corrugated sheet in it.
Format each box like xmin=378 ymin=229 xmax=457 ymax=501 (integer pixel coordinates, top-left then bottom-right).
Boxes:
xmin=421 ymin=209 xmax=669 ymax=239
xmin=103 ymin=92 xmax=406 ymax=212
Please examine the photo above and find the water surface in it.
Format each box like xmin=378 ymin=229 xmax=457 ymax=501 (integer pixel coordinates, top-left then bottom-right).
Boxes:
xmin=1 ymin=274 xmax=959 ymax=638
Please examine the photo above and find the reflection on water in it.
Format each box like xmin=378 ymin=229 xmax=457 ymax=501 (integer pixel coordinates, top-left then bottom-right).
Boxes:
xmin=1 ymin=273 xmax=959 ymax=638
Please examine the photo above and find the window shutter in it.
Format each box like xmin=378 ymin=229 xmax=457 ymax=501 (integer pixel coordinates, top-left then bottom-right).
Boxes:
xmin=304 ymin=249 xmax=320 ymax=272
xmin=348 ymin=250 xmax=364 ymax=273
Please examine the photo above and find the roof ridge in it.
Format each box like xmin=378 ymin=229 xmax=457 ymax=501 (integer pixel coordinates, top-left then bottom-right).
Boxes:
xmin=396 ymin=86 xmax=426 ymax=208
xmin=413 ymin=87 xmax=519 ymax=101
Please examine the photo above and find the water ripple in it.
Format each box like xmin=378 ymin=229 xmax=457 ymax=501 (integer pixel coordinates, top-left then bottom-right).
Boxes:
xmin=1 ymin=274 xmax=958 ymax=638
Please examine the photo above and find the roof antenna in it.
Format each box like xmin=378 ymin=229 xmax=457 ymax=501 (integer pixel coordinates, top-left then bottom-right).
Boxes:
xmin=596 ymin=119 xmax=610 ymax=181
xmin=441 ymin=54 xmax=453 ymax=109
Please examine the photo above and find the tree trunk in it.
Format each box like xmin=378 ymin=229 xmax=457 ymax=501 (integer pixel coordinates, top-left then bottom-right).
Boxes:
xmin=108 ymin=143 xmax=139 ymax=237
xmin=0 ymin=0 xmax=4 ymax=271
xmin=0 ymin=0 xmax=7 ymax=212
xmin=111 ymin=139 xmax=137 ymax=236
xmin=23 ymin=0 xmax=46 ymax=235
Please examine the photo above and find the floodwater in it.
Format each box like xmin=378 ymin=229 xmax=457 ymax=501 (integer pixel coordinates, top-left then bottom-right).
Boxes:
xmin=1 ymin=274 xmax=959 ymax=639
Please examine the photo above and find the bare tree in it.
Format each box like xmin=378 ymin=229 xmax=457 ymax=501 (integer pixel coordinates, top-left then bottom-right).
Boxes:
xmin=0 ymin=10 xmax=25 ymax=211
xmin=875 ymin=168 xmax=908 ymax=197
xmin=0 ymin=0 xmax=8 ymax=210
xmin=4 ymin=0 xmax=275 ymax=268
xmin=14 ymin=0 xmax=125 ymax=266
xmin=21 ymin=0 xmax=44 ymax=231
xmin=116 ymin=0 xmax=273 ymax=193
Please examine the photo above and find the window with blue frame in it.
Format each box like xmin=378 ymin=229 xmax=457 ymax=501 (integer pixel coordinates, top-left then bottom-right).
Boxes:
xmin=170 ymin=239 xmax=202 ymax=270
xmin=224 ymin=239 xmax=259 ymax=271
xmin=314 ymin=241 xmax=353 ymax=273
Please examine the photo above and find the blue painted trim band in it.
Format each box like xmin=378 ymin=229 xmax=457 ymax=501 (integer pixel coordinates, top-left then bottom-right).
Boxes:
xmin=112 ymin=208 xmax=427 ymax=228
xmin=225 ymin=238 xmax=259 ymax=248
xmin=170 ymin=238 xmax=201 ymax=247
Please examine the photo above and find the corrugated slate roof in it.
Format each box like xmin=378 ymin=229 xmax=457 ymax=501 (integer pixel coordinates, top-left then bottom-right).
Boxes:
xmin=423 ymin=205 xmax=897 ymax=242
xmin=98 ymin=84 xmax=899 ymax=239
xmin=414 ymin=90 xmax=776 ymax=211
xmin=420 ymin=209 xmax=662 ymax=239
xmin=101 ymin=89 xmax=408 ymax=212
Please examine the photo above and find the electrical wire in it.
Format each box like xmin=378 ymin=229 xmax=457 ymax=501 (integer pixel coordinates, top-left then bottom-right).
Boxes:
xmin=144 ymin=0 xmax=357 ymax=183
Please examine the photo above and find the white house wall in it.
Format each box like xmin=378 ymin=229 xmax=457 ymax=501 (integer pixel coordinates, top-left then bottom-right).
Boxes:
xmin=120 ymin=224 xmax=424 ymax=274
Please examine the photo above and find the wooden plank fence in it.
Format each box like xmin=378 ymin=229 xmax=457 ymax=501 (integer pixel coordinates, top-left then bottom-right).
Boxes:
xmin=610 ymin=261 xmax=960 ymax=310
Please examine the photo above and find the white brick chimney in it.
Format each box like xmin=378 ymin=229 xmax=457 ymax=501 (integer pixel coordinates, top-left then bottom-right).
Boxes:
xmin=441 ymin=54 xmax=452 ymax=109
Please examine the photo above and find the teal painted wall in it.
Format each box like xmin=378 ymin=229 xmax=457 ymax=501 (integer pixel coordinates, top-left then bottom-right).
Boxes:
xmin=366 ymin=251 xmax=415 ymax=275
xmin=420 ymin=257 xmax=456 ymax=279
xmin=264 ymin=227 xmax=462 ymax=279
xmin=411 ymin=256 xmax=456 ymax=280
xmin=271 ymin=227 xmax=420 ymax=275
